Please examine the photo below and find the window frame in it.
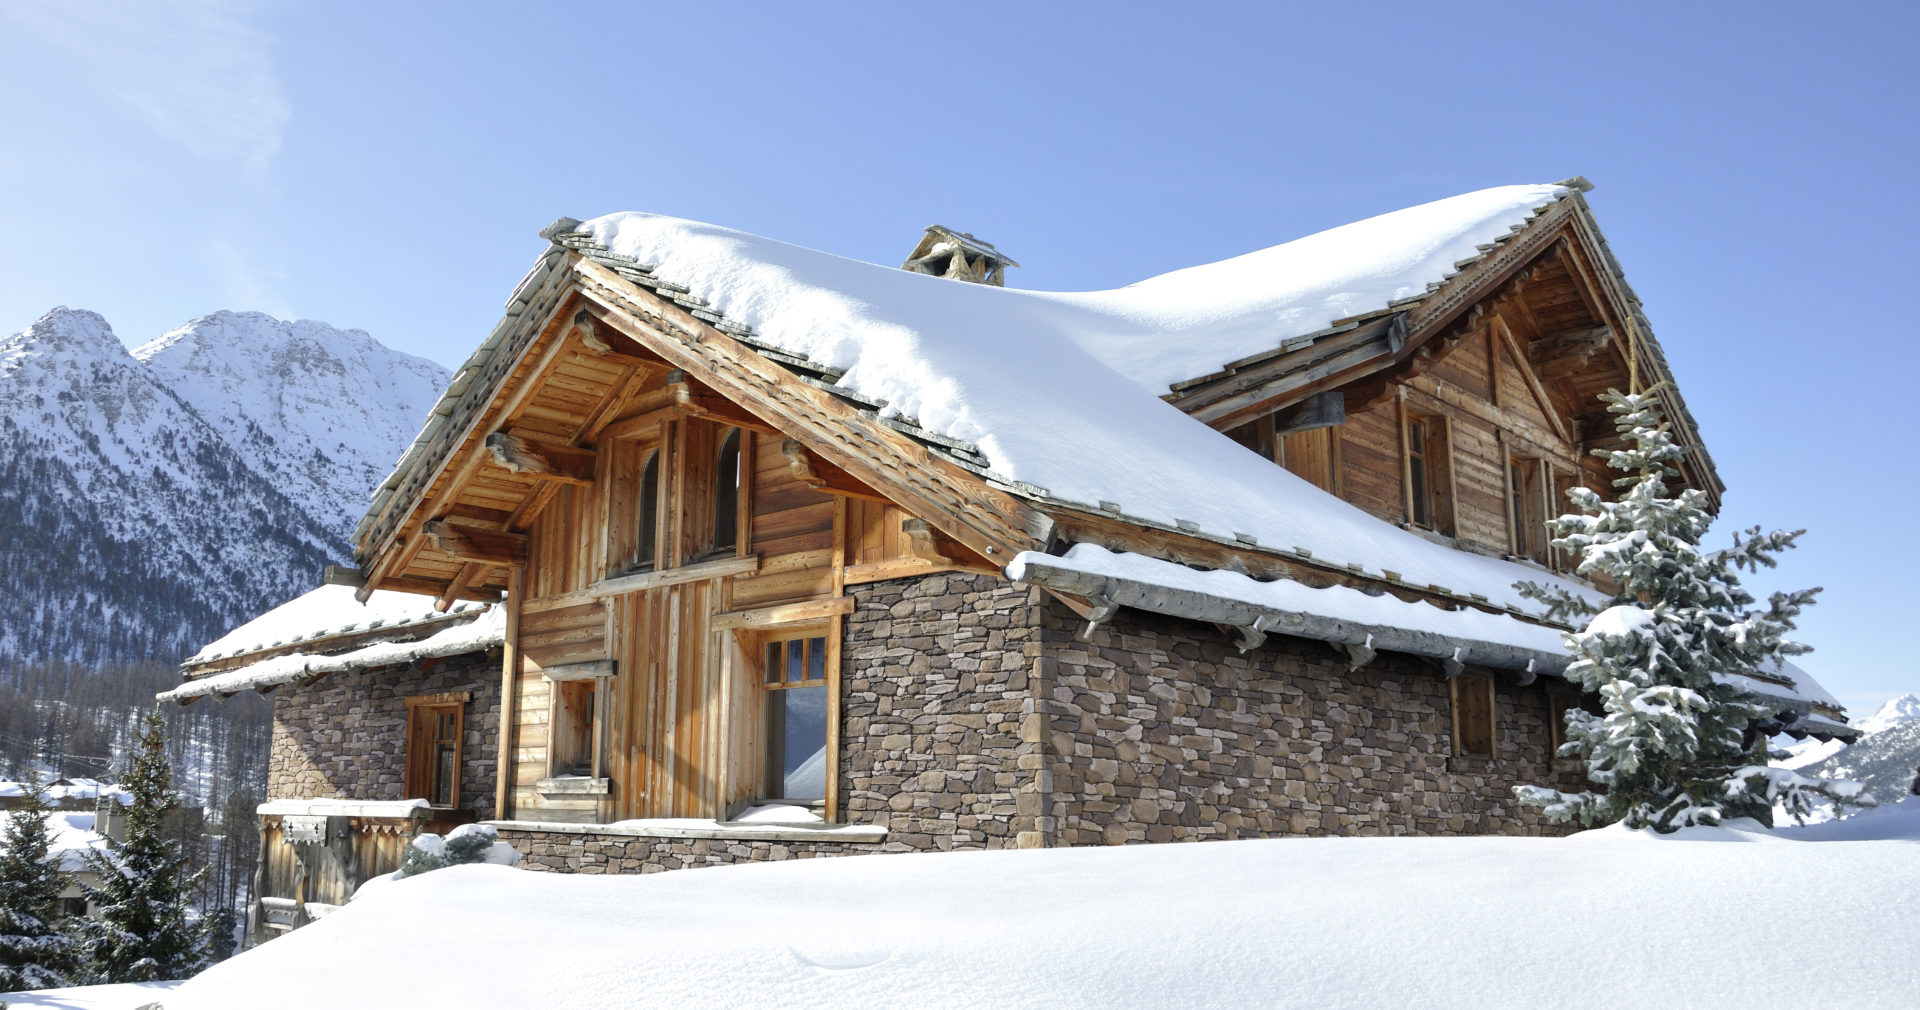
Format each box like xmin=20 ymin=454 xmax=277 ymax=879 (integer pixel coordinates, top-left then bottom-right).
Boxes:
xmin=1399 ymin=403 xmax=1455 ymax=536
xmin=734 ymin=621 xmax=840 ymax=819
xmin=1448 ymin=674 xmax=1496 ymax=760
xmin=404 ymin=692 xmax=469 ymax=809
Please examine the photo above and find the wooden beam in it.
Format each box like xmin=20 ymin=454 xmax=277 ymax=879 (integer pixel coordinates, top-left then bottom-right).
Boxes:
xmin=709 ymin=596 xmax=855 ymax=631
xmin=901 ymin=517 xmax=953 ymax=565
xmin=484 ymin=431 xmax=596 ymax=485
xmin=1491 ymin=318 xmax=1572 ymax=444
xmin=322 ymin=565 xmax=366 ymax=588
xmin=1270 ymin=390 xmax=1346 ymax=435
xmin=1532 ymin=325 xmax=1613 ymax=382
xmin=780 ymin=439 xmax=892 ymax=503
xmin=422 ymin=520 xmax=529 ymax=566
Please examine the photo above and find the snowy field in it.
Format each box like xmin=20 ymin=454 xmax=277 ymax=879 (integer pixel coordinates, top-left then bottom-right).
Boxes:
xmin=150 ymin=800 xmax=1919 ymax=1010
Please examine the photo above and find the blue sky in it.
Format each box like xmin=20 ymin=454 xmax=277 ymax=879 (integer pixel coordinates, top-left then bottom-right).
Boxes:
xmin=1 ymin=1 xmax=1913 ymax=715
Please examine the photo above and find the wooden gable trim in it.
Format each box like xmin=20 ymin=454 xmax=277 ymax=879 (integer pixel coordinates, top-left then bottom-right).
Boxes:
xmin=1489 ymin=316 xmax=1572 ymax=445
xmin=566 ymin=255 xmax=1049 ymax=565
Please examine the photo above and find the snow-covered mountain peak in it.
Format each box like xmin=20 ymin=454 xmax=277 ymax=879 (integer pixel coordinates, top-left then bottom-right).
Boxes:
xmin=1 ymin=306 xmax=129 ymax=373
xmin=134 ymin=309 xmax=450 ymax=542
xmin=1857 ymin=693 xmax=1920 ymax=736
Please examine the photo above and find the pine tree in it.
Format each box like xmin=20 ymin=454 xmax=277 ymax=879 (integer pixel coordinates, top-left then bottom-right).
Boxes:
xmin=78 ymin=712 xmax=213 ymax=983
xmin=1513 ymin=389 xmax=1871 ymax=831
xmin=0 ymin=778 xmax=79 ymax=991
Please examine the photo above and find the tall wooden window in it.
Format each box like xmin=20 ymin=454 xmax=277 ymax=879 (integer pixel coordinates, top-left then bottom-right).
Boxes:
xmin=762 ymin=634 xmax=830 ymax=803
xmin=1404 ymin=413 xmax=1453 ymax=535
xmin=1450 ymin=674 xmax=1495 ymax=759
xmin=405 ymin=695 xmax=465 ymax=808
xmin=634 ymin=448 xmax=661 ymax=571
xmin=713 ymin=427 xmax=741 ymax=556
xmin=552 ymin=680 xmax=599 ymax=777
xmin=1510 ymin=456 xmax=1547 ymax=564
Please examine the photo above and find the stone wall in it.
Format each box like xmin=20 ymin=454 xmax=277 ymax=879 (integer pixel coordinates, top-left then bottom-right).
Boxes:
xmin=501 ymin=828 xmax=886 ymax=874
xmin=836 ymin=572 xmax=1044 ymax=851
xmin=1032 ymin=598 xmax=1586 ymax=842
xmin=267 ymin=649 xmax=502 ymax=821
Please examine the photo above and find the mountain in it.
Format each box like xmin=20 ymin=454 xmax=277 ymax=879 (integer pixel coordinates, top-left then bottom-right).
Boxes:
xmin=134 ymin=311 xmax=447 ymax=543
xmin=1853 ymin=692 xmax=1920 ymax=736
xmin=0 ymin=306 xmax=444 ymax=668
xmin=1797 ymin=694 xmax=1920 ymax=805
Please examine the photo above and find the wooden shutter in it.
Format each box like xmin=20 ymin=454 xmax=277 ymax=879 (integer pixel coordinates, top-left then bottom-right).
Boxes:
xmin=1453 ymin=675 xmax=1495 ymax=757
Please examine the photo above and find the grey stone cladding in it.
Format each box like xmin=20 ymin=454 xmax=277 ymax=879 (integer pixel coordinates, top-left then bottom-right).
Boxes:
xmin=266 ymin=649 xmax=502 ymax=822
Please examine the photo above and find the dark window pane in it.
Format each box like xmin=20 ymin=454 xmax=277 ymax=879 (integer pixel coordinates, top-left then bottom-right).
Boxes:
xmin=764 ymin=684 xmax=828 ymax=801
xmin=433 ymin=742 xmax=455 ymax=806
xmin=786 ymin=639 xmax=804 ymax=683
xmin=765 ymin=642 xmax=780 ymax=684
xmin=1409 ymin=456 xmax=1428 ymax=527
xmin=636 ymin=450 xmax=659 ymax=569
xmin=805 ymin=636 xmax=826 ymax=681
xmin=714 ymin=428 xmax=740 ymax=554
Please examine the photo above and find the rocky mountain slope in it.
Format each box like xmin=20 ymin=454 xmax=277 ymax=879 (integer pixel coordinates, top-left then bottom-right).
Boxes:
xmin=1799 ymin=693 xmax=1920 ymax=803
xmin=134 ymin=311 xmax=447 ymax=542
xmin=0 ymin=307 xmax=445 ymax=667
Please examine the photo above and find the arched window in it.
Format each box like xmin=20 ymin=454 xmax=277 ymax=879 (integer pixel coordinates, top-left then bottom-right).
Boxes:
xmin=636 ymin=449 xmax=659 ymax=570
xmin=713 ymin=428 xmax=740 ymax=555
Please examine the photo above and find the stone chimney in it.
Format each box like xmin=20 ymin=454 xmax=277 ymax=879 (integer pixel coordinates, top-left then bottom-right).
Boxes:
xmin=95 ymin=791 xmax=128 ymax=843
xmin=901 ymin=225 xmax=1019 ymax=286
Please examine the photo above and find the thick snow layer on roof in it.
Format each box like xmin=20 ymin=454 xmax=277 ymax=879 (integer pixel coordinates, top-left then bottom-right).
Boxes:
xmin=0 ymin=809 xmax=110 ymax=872
xmin=188 ymin=584 xmax=491 ymax=665
xmin=160 ymin=606 xmax=505 ymax=703
xmin=166 ymin=813 xmax=1918 ymax=1010
xmin=577 ymin=185 xmax=1581 ymax=614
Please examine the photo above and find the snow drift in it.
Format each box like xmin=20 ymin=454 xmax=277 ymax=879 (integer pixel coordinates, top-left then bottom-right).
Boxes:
xmin=164 ymin=803 xmax=1920 ymax=1009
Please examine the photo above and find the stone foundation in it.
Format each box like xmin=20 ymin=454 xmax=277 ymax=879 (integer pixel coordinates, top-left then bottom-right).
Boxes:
xmin=500 ymin=827 xmax=886 ymax=874
xmin=267 ymin=649 xmax=502 ymax=821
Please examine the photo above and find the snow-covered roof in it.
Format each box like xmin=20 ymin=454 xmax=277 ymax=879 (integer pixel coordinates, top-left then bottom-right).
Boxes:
xmin=364 ymin=184 xmax=1603 ymax=617
xmin=161 ymin=602 xmax=504 ymax=704
xmin=1010 ymin=544 xmax=1851 ymax=730
xmin=187 ymin=584 xmax=491 ymax=666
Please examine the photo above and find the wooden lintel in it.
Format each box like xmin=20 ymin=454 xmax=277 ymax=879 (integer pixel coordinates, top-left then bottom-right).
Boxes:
xmin=540 ymin=659 xmax=617 ymax=682
xmin=484 ymin=431 xmax=596 ymax=485
xmin=710 ymin=596 xmax=855 ymax=631
xmin=422 ymin=520 xmax=529 ymax=566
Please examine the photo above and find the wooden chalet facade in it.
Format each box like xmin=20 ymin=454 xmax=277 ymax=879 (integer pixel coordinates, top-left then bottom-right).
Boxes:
xmin=163 ymin=180 xmax=1853 ymax=941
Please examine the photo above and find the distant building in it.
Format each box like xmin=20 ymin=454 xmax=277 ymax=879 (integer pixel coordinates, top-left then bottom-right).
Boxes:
xmin=0 ymin=779 xmax=129 ymax=918
xmin=160 ymin=180 xmax=1855 ymax=945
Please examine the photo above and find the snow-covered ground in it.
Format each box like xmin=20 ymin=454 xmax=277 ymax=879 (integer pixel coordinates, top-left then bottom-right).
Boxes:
xmin=162 ymin=801 xmax=1920 ymax=1010
xmin=0 ymin=982 xmax=180 ymax=1009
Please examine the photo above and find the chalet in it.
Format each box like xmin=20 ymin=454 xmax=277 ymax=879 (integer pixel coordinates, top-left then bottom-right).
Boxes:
xmin=159 ymin=179 xmax=1855 ymax=943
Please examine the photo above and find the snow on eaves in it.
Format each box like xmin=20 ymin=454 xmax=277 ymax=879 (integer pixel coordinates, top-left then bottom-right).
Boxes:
xmin=186 ymin=584 xmax=491 ymax=666
xmin=1011 ymin=544 xmax=1849 ymax=726
xmin=160 ymin=605 xmax=504 ymax=704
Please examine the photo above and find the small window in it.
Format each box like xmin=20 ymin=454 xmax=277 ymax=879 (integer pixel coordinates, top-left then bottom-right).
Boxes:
xmin=63 ymin=896 xmax=87 ymax=918
xmin=1547 ymin=691 xmax=1576 ymax=755
xmin=713 ymin=428 xmax=741 ymax=555
xmin=553 ymin=680 xmax=598 ymax=777
xmin=405 ymin=697 xmax=464 ymax=807
xmin=635 ymin=448 xmax=660 ymax=570
xmin=1451 ymin=674 xmax=1495 ymax=759
xmin=762 ymin=635 xmax=829 ymax=803
xmin=1510 ymin=456 xmax=1547 ymax=563
xmin=1405 ymin=414 xmax=1453 ymax=534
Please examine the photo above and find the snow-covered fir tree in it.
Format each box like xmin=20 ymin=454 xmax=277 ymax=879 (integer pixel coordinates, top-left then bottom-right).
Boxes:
xmin=79 ymin=713 xmax=213 ymax=983
xmin=1514 ymin=389 xmax=1870 ymax=831
xmin=0 ymin=778 xmax=80 ymax=991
